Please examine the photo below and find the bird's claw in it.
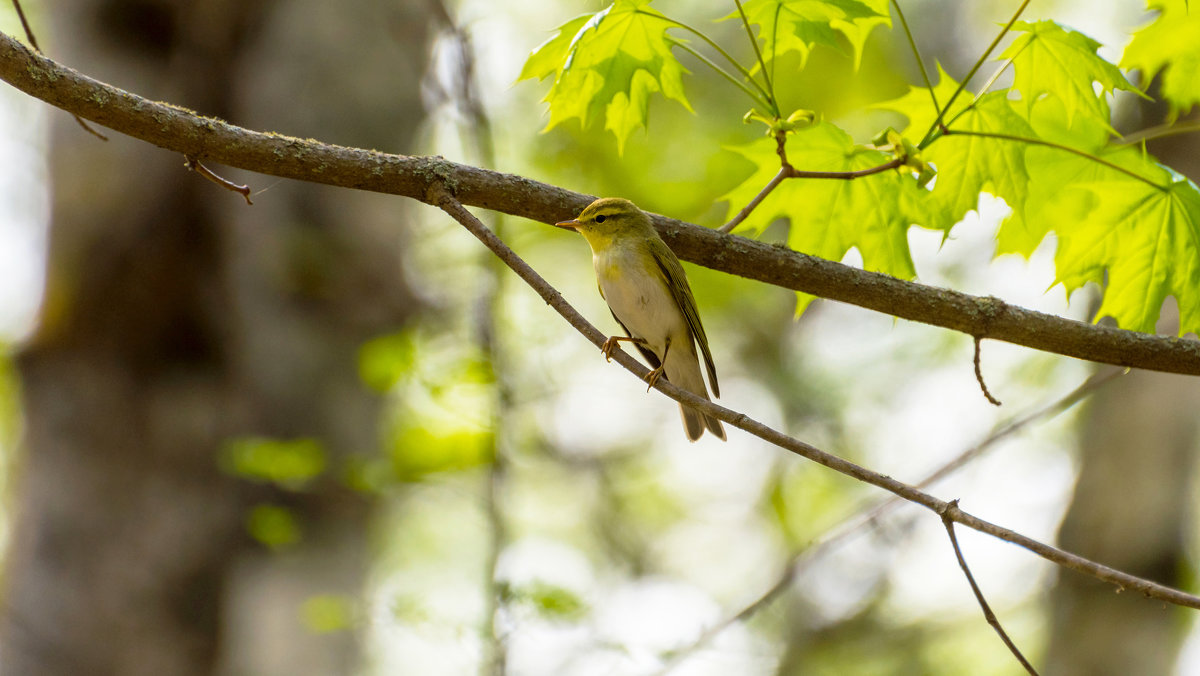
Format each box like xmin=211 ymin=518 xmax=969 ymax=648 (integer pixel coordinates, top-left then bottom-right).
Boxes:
xmin=601 ymin=337 xmax=620 ymax=362
xmin=644 ymin=366 xmax=665 ymax=391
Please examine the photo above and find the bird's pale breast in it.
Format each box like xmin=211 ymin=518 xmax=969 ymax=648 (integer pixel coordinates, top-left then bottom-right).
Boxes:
xmin=593 ymin=244 xmax=689 ymax=356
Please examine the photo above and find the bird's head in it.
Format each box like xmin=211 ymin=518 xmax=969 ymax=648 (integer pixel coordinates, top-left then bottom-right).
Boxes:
xmin=555 ymin=197 xmax=654 ymax=249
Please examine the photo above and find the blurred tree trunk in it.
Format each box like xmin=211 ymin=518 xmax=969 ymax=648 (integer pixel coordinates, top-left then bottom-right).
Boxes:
xmin=0 ymin=1 xmax=429 ymax=675
xmin=1044 ymin=366 xmax=1198 ymax=675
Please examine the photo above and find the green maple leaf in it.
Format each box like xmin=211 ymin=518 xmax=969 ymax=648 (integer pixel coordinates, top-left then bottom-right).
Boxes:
xmin=1060 ymin=176 xmax=1200 ymax=334
xmin=927 ymin=94 xmax=1034 ymax=232
xmin=833 ymin=0 xmax=891 ymax=68
xmin=999 ymin=96 xmax=1159 ymax=257
xmin=1123 ymin=0 xmax=1200 ymax=117
xmin=878 ymin=69 xmax=1035 ymax=232
xmin=1000 ymin=21 xmax=1139 ymax=130
xmin=740 ymin=0 xmax=888 ymax=68
xmin=518 ymin=0 xmax=691 ymax=153
xmin=721 ymin=122 xmax=930 ymax=314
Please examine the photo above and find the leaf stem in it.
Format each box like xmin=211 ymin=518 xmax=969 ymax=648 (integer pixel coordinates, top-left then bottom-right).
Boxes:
xmin=931 ymin=55 xmax=1019 ymax=137
xmin=734 ymin=0 xmax=779 ymax=115
xmin=973 ymin=55 xmax=1018 ymax=107
xmin=645 ymin=10 xmax=774 ymax=106
xmin=943 ymin=129 xmax=1169 ymax=189
xmin=1118 ymin=120 xmax=1200 ymax=147
xmin=920 ymin=0 xmax=1032 ymax=147
xmin=891 ymin=0 xmax=940 ymax=117
xmin=668 ymin=37 xmax=772 ymax=109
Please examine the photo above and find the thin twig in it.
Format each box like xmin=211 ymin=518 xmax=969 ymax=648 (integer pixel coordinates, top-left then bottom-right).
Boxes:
xmin=941 ymin=504 xmax=1040 ymax=676
xmin=719 ymin=167 xmax=787 ymax=233
xmin=974 ymin=336 xmax=1002 ymax=406
xmin=10 ymin=0 xmax=39 ymax=51
xmin=427 ymin=184 xmax=1200 ymax=611
xmin=719 ymin=158 xmax=905 ymax=233
xmin=11 ymin=0 xmax=108 ymax=140
xmin=653 ymin=368 xmax=1122 ymax=674
xmin=184 ymin=155 xmax=253 ymax=204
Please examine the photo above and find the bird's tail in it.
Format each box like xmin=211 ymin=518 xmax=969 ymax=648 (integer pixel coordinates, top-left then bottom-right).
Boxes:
xmin=680 ymin=404 xmax=726 ymax=442
xmin=667 ymin=345 xmax=725 ymax=442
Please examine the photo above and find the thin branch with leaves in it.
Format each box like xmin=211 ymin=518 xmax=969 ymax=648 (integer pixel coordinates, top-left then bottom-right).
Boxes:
xmin=3 ymin=31 xmax=1198 ymax=376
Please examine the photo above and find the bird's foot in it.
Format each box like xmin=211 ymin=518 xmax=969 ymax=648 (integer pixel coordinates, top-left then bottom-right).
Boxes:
xmin=601 ymin=336 xmax=646 ymax=362
xmin=644 ymin=365 xmax=665 ymax=391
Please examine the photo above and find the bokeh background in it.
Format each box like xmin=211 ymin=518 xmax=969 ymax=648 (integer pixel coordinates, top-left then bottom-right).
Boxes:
xmin=1 ymin=1 xmax=1198 ymax=675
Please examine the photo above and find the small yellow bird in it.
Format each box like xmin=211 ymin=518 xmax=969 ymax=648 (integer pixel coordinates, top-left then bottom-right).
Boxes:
xmin=556 ymin=198 xmax=725 ymax=442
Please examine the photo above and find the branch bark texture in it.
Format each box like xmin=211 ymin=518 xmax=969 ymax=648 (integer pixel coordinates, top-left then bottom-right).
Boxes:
xmin=2 ymin=30 xmax=1199 ymax=377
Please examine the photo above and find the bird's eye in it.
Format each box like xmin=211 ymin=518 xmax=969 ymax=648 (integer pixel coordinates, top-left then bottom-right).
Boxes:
xmin=595 ymin=214 xmax=607 ymax=223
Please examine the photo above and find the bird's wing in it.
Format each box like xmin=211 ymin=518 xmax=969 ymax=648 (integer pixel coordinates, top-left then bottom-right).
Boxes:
xmin=649 ymin=238 xmax=719 ymax=398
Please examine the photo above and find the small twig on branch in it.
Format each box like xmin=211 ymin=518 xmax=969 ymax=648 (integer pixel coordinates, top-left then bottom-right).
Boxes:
xmin=653 ymin=368 xmax=1122 ymax=673
xmin=974 ymin=336 xmax=1002 ymax=406
xmin=184 ymin=155 xmax=252 ymax=205
xmin=720 ymin=167 xmax=788 ymax=233
xmin=941 ymin=503 xmax=1040 ymax=676
xmin=11 ymin=0 xmax=108 ymax=140
xmin=718 ymin=158 xmax=906 ymax=233
xmin=426 ymin=182 xmax=1200 ymax=612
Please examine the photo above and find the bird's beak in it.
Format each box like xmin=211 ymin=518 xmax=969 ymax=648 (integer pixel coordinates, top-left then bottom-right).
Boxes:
xmin=555 ymin=218 xmax=581 ymax=231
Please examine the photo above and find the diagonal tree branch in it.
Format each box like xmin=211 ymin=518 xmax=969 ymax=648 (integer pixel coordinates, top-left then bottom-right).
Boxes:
xmin=654 ymin=367 xmax=1124 ymax=674
xmin=2 ymin=30 xmax=1200 ymax=377
xmin=424 ymin=183 xmax=1200 ymax=611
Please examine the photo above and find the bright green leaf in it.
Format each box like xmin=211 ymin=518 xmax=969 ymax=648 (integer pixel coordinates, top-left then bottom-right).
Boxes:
xmin=721 ymin=122 xmax=930 ymax=314
xmin=1058 ymin=175 xmax=1200 ymax=334
xmin=518 ymin=0 xmax=691 ymax=153
xmin=740 ymin=0 xmax=887 ymax=68
xmin=519 ymin=15 xmax=592 ymax=83
xmin=833 ymin=0 xmax=890 ymax=68
xmin=880 ymin=68 xmax=1036 ymax=232
xmin=1002 ymin=106 xmax=1161 ymax=258
xmin=1001 ymin=21 xmax=1138 ymax=130
xmin=1123 ymin=0 xmax=1200 ymax=117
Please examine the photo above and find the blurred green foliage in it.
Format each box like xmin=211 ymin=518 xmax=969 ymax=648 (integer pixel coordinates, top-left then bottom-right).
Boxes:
xmin=360 ymin=329 xmax=494 ymax=481
xmin=302 ymin=594 xmax=357 ymax=634
xmin=220 ymin=437 xmax=327 ymax=489
xmin=246 ymin=504 xmax=302 ymax=550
